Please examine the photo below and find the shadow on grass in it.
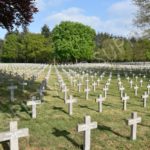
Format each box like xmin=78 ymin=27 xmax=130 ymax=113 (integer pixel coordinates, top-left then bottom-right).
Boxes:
xmin=98 ymin=125 xmax=129 ymax=139
xmin=52 ymin=95 xmax=64 ymax=101
xmin=1 ymin=142 xmax=9 ymax=150
xmin=52 ymin=128 xmax=82 ymax=149
xmin=53 ymin=106 xmax=68 ymax=115
xmin=79 ymin=105 xmax=97 ymax=112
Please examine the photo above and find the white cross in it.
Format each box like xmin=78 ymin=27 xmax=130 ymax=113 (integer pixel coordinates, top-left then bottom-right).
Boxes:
xmin=130 ymin=80 xmax=133 ymax=88
xmin=97 ymin=78 xmax=100 ymax=86
xmin=127 ymin=112 xmax=141 ymax=140
xmin=147 ymin=84 xmax=150 ymax=95
xmin=77 ymin=116 xmax=97 ymax=150
xmin=135 ymin=76 xmax=138 ymax=82
xmin=65 ymin=95 xmax=77 ymax=115
xmin=92 ymin=82 xmax=97 ymax=92
xmin=20 ymin=82 xmax=27 ymax=91
xmin=96 ymin=94 xmax=105 ymax=112
xmin=84 ymin=87 xmax=90 ymax=100
xmin=122 ymin=93 xmax=129 ymax=110
xmin=134 ymin=85 xmax=139 ymax=96
xmin=120 ymin=86 xmax=125 ymax=98
xmin=103 ymin=86 xmax=108 ymax=98
xmin=142 ymin=92 xmax=148 ymax=108
xmin=62 ymin=86 xmax=69 ymax=101
xmin=85 ymin=79 xmax=89 ymax=88
xmin=127 ymin=76 xmax=130 ymax=82
xmin=7 ymin=85 xmax=17 ymax=102
xmin=140 ymin=79 xmax=143 ymax=87
xmin=77 ymin=81 xmax=82 ymax=92
xmin=27 ymin=96 xmax=41 ymax=118
xmin=0 ymin=121 xmax=29 ymax=150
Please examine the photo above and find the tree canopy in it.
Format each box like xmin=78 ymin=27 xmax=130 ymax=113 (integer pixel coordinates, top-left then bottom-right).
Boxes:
xmin=0 ymin=0 xmax=38 ymax=31
xmin=52 ymin=21 xmax=96 ymax=63
xmin=133 ymin=0 xmax=150 ymax=37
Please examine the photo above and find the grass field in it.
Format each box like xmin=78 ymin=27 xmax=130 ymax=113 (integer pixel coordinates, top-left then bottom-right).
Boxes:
xmin=0 ymin=66 xmax=150 ymax=150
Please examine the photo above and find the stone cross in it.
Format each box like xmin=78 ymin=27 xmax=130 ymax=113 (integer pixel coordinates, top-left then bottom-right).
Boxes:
xmin=127 ymin=112 xmax=142 ymax=140
xmin=147 ymin=84 xmax=150 ymax=95
xmin=134 ymin=85 xmax=139 ymax=96
xmin=85 ymin=79 xmax=89 ymax=88
xmin=142 ymin=91 xmax=149 ymax=108
xmin=97 ymin=78 xmax=100 ymax=86
xmin=130 ymin=80 xmax=133 ymax=88
xmin=0 ymin=121 xmax=29 ymax=150
xmin=20 ymin=82 xmax=27 ymax=92
xmin=122 ymin=93 xmax=129 ymax=110
xmin=27 ymin=96 xmax=41 ymax=118
xmin=135 ymin=76 xmax=138 ymax=82
xmin=84 ymin=87 xmax=90 ymax=100
xmin=96 ymin=94 xmax=105 ymax=112
xmin=103 ymin=86 xmax=108 ymax=98
xmin=62 ymin=86 xmax=69 ymax=101
xmin=140 ymin=79 xmax=143 ymax=87
xmin=120 ymin=86 xmax=125 ymax=98
xmin=7 ymin=85 xmax=17 ymax=102
xmin=65 ymin=95 xmax=77 ymax=115
xmin=92 ymin=81 xmax=97 ymax=92
xmin=77 ymin=81 xmax=82 ymax=92
xmin=127 ymin=76 xmax=130 ymax=82
xmin=77 ymin=116 xmax=97 ymax=150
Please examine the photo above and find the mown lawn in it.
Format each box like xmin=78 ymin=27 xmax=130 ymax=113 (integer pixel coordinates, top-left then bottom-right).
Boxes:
xmin=0 ymin=66 xmax=150 ymax=150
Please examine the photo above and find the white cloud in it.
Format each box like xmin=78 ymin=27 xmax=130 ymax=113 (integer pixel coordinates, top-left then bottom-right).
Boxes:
xmin=46 ymin=7 xmax=103 ymax=29
xmin=108 ymin=0 xmax=137 ymax=16
xmin=44 ymin=0 xmax=139 ymax=37
xmin=36 ymin=0 xmax=72 ymax=11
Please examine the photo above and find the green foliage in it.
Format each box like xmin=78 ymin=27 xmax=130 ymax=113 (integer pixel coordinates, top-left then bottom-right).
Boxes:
xmin=41 ymin=24 xmax=51 ymax=38
xmin=52 ymin=21 xmax=96 ymax=62
xmin=2 ymin=32 xmax=53 ymax=63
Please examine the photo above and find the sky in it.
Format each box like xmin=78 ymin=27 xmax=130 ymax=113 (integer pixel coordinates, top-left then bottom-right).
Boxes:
xmin=0 ymin=0 xmax=139 ymax=39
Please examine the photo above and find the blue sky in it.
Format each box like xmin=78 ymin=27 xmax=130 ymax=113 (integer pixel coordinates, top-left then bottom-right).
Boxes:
xmin=0 ymin=0 xmax=138 ymax=39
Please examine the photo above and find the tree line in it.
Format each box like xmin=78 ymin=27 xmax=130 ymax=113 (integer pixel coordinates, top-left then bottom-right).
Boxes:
xmin=0 ymin=21 xmax=150 ymax=63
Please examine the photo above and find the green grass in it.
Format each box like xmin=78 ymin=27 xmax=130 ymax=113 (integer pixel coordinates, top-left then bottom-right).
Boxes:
xmin=0 ymin=66 xmax=150 ymax=150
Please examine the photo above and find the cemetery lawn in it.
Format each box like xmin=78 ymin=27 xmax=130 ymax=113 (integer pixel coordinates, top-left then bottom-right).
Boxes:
xmin=1 ymin=66 xmax=150 ymax=150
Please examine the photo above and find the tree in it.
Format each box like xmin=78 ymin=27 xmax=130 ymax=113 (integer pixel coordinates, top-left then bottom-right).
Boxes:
xmin=0 ymin=0 xmax=38 ymax=31
xmin=133 ymin=0 xmax=150 ymax=37
xmin=41 ymin=24 xmax=51 ymax=38
xmin=2 ymin=32 xmax=20 ymax=62
xmin=52 ymin=21 xmax=96 ymax=63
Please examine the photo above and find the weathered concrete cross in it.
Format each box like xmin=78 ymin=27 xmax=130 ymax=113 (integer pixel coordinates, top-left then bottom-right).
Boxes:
xmin=134 ymin=85 xmax=139 ymax=96
xmin=127 ymin=112 xmax=141 ymax=140
xmin=0 ymin=121 xmax=29 ymax=150
xmin=27 ymin=96 xmax=41 ymax=118
xmin=103 ymin=86 xmax=108 ymax=98
xmin=62 ymin=86 xmax=69 ymax=101
xmin=77 ymin=116 xmax=97 ymax=150
xmin=92 ymin=81 xmax=97 ymax=92
xmin=7 ymin=85 xmax=17 ymax=102
xmin=96 ymin=94 xmax=105 ymax=112
xmin=84 ymin=87 xmax=90 ymax=100
xmin=65 ymin=95 xmax=77 ymax=115
xmin=122 ymin=93 xmax=129 ymax=111
xmin=142 ymin=91 xmax=149 ymax=108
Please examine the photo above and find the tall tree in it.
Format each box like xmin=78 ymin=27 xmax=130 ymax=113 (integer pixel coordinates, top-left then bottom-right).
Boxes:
xmin=41 ymin=24 xmax=51 ymax=38
xmin=52 ymin=21 xmax=96 ymax=63
xmin=0 ymin=0 xmax=38 ymax=31
xmin=133 ymin=0 xmax=150 ymax=37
